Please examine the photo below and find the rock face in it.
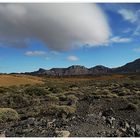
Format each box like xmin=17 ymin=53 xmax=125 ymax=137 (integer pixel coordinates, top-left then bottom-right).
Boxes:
xmin=29 ymin=58 xmax=140 ymax=76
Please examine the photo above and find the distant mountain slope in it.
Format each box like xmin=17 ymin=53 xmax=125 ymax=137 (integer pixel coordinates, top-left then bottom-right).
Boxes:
xmin=114 ymin=58 xmax=140 ymax=73
xmin=29 ymin=58 xmax=140 ymax=76
xmin=89 ymin=65 xmax=112 ymax=74
xmin=64 ymin=65 xmax=89 ymax=75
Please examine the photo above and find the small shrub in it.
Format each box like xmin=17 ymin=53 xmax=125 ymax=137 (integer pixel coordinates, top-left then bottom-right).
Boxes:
xmin=25 ymin=106 xmax=42 ymax=117
xmin=101 ymin=89 xmax=111 ymax=95
xmin=0 ymin=108 xmax=19 ymax=123
xmin=66 ymin=95 xmax=78 ymax=104
xmin=106 ymin=98 xmax=112 ymax=102
xmin=57 ymin=105 xmax=76 ymax=115
xmin=118 ymin=92 xmax=125 ymax=96
xmin=0 ymin=87 xmax=9 ymax=94
xmin=24 ymin=86 xmax=46 ymax=96
xmin=58 ymin=94 xmax=67 ymax=101
xmin=45 ymin=105 xmax=77 ymax=116
xmin=126 ymin=103 xmax=138 ymax=111
xmin=67 ymin=95 xmax=78 ymax=101
xmin=0 ymin=93 xmax=35 ymax=108
xmin=48 ymin=87 xmax=62 ymax=94
xmin=45 ymin=94 xmax=59 ymax=102
xmin=132 ymin=100 xmax=140 ymax=105
xmin=10 ymin=94 xmax=31 ymax=108
xmin=69 ymin=84 xmax=78 ymax=88
xmin=105 ymin=94 xmax=118 ymax=98
xmin=93 ymin=95 xmax=101 ymax=99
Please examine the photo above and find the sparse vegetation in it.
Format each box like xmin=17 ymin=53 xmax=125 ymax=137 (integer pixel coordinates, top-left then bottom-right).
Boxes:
xmin=0 ymin=74 xmax=140 ymax=137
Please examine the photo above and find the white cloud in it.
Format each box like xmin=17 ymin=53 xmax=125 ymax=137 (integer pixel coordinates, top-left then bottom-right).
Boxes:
xmin=118 ymin=9 xmax=138 ymax=23
xmin=0 ymin=4 xmax=111 ymax=51
xmin=133 ymin=48 xmax=140 ymax=53
xmin=123 ymin=28 xmax=132 ymax=33
xmin=50 ymin=51 xmax=60 ymax=55
xmin=45 ymin=57 xmax=50 ymax=60
xmin=110 ymin=36 xmax=132 ymax=43
xmin=118 ymin=9 xmax=140 ymax=36
xmin=133 ymin=24 xmax=140 ymax=36
xmin=25 ymin=51 xmax=46 ymax=56
xmin=67 ymin=55 xmax=79 ymax=61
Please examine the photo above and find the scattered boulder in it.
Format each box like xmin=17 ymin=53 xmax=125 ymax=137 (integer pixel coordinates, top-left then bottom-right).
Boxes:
xmin=105 ymin=116 xmax=115 ymax=128
xmin=115 ymin=120 xmax=138 ymax=137
xmin=47 ymin=119 xmax=56 ymax=128
xmin=27 ymin=117 xmax=35 ymax=125
xmin=125 ymin=121 xmax=130 ymax=129
xmin=55 ymin=130 xmax=70 ymax=137
xmin=135 ymin=124 xmax=140 ymax=136
xmin=0 ymin=130 xmax=6 ymax=137
xmin=102 ymin=108 xmax=115 ymax=117
xmin=125 ymin=126 xmax=136 ymax=137
xmin=115 ymin=128 xmax=126 ymax=137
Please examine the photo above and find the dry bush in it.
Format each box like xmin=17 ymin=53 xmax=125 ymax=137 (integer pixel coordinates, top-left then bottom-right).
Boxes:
xmin=0 ymin=108 xmax=19 ymax=123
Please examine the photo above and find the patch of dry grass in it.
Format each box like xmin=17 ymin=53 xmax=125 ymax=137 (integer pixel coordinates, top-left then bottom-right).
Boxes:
xmin=0 ymin=74 xmax=44 ymax=86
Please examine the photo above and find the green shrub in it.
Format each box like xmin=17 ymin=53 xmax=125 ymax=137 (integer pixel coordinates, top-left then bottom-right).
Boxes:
xmin=105 ymin=94 xmax=118 ymax=98
xmin=57 ymin=105 xmax=76 ymax=115
xmin=66 ymin=95 xmax=78 ymax=104
xmin=126 ymin=103 xmax=138 ymax=111
xmin=131 ymin=100 xmax=140 ymax=105
xmin=0 ymin=87 xmax=9 ymax=94
xmin=0 ymin=108 xmax=19 ymax=123
xmin=118 ymin=92 xmax=125 ymax=96
xmin=25 ymin=106 xmax=42 ymax=117
xmin=45 ymin=94 xmax=59 ymax=102
xmin=57 ymin=94 xmax=67 ymax=101
xmin=67 ymin=95 xmax=78 ymax=101
xmin=24 ymin=86 xmax=46 ymax=96
xmin=9 ymin=94 xmax=30 ymax=108
xmin=45 ymin=105 xmax=77 ymax=116
xmin=48 ymin=87 xmax=62 ymax=94
xmin=69 ymin=84 xmax=78 ymax=88
xmin=0 ymin=93 xmax=36 ymax=108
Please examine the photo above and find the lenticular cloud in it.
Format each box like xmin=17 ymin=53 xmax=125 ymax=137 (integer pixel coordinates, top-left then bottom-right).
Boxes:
xmin=0 ymin=3 xmax=111 ymax=51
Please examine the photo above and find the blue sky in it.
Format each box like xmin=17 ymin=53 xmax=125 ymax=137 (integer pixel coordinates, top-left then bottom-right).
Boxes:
xmin=0 ymin=3 xmax=140 ymax=73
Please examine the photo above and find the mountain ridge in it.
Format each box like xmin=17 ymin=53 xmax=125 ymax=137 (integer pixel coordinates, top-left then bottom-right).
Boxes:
xmin=28 ymin=58 xmax=140 ymax=76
